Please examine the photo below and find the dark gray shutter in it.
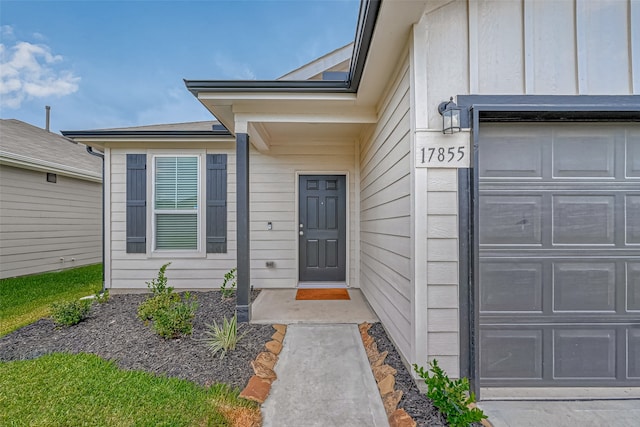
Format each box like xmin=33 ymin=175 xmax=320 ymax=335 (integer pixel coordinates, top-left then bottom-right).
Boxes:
xmin=126 ymin=154 xmax=146 ymax=253
xmin=206 ymin=154 xmax=227 ymax=253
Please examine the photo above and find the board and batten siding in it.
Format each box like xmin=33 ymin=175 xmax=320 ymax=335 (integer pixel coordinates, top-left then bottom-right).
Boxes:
xmin=0 ymin=165 xmax=102 ymax=279
xmin=412 ymin=0 xmax=640 ymax=377
xmin=426 ymin=0 xmax=639 ymax=129
xmin=359 ymin=48 xmax=413 ymax=361
xmin=108 ymin=139 xmax=356 ymax=290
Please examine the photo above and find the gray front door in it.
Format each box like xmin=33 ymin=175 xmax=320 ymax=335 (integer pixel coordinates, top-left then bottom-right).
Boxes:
xmin=299 ymin=175 xmax=346 ymax=282
xmin=478 ymin=123 xmax=640 ymax=387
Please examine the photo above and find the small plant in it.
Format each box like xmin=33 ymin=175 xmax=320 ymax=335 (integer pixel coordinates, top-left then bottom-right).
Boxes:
xmin=413 ymin=359 xmax=487 ymax=427
xmin=94 ymin=289 xmax=110 ymax=304
xmin=220 ymin=267 xmax=237 ymax=299
xmin=202 ymin=313 xmax=246 ymax=358
xmin=137 ymin=263 xmax=198 ymax=339
xmin=152 ymin=292 xmax=199 ymax=339
xmin=146 ymin=262 xmax=173 ymax=296
xmin=137 ymin=292 xmax=180 ymax=323
xmin=50 ymin=299 xmax=92 ymax=326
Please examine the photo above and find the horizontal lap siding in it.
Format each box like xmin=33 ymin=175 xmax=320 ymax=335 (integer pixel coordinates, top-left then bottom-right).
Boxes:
xmin=109 ymin=140 xmax=356 ymax=290
xmin=110 ymin=145 xmax=236 ymax=289
xmin=0 ymin=165 xmax=101 ymax=279
xmin=359 ymin=51 xmax=413 ymax=361
xmin=250 ymin=140 xmax=357 ymax=288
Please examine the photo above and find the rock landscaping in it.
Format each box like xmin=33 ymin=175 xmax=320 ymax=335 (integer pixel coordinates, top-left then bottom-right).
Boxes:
xmin=0 ymin=290 xmax=453 ymax=426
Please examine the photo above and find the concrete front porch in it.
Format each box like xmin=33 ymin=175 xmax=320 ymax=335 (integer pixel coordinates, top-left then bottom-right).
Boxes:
xmin=250 ymin=289 xmax=379 ymax=324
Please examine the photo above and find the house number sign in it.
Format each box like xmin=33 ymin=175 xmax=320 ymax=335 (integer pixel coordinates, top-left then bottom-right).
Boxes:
xmin=415 ymin=132 xmax=470 ymax=168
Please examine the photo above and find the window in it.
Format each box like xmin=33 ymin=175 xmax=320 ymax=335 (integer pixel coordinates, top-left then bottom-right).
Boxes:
xmin=126 ymin=153 xmax=227 ymax=255
xmin=153 ymin=156 xmax=199 ymax=250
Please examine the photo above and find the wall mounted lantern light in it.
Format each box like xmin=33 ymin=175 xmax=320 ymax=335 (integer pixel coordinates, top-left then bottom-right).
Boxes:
xmin=438 ymin=97 xmax=462 ymax=134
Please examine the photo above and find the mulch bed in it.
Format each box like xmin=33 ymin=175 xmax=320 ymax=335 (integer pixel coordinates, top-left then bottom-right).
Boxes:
xmin=0 ymin=290 xmax=449 ymax=425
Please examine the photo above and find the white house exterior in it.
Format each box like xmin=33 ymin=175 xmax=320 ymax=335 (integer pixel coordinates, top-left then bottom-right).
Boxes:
xmin=0 ymin=119 xmax=103 ymax=279
xmin=65 ymin=0 xmax=639 ymax=397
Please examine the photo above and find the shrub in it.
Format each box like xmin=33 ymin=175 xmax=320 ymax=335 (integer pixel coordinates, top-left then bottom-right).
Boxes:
xmin=94 ymin=289 xmax=110 ymax=304
xmin=151 ymin=292 xmax=198 ymax=339
xmin=137 ymin=292 xmax=180 ymax=323
xmin=413 ymin=359 xmax=487 ymax=427
xmin=220 ymin=268 xmax=237 ymax=299
xmin=203 ymin=314 xmax=246 ymax=358
xmin=138 ymin=264 xmax=199 ymax=339
xmin=50 ymin=299 xmax=92 ymax=326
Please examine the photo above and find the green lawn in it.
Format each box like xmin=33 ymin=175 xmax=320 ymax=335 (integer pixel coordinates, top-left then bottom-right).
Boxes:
xmin=0 ymin=353 xmax=258 ymax=427
xmin=0 ymin=264 xmax=102 ymax=337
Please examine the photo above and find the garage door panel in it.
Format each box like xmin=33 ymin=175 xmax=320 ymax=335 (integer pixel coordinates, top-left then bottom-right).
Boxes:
xmin=626 ymin=132 xmax=640 ymax=177
xmin=480 ymin=136 xmax=544 ymax=178
xmin=553 ymin=329 xmax=617 ymax=379
xmin=553 ymin=262 xmax=616 ymax=312
xmin=480 ymin=196 xmax=542 ymax=245
xmin=552 ymin=195 xmax=615 ymax=245
xmin=552 ymin=133 xmax=615 ymax=178
xmin=626 ymin=195 xmax=640 ymax=244
xmin=480 ymin=262 xmax=543 ymax=312
xmin=480 ymin=330 xmax=543 ymax=380
xmin=627 ymin=263 xmax=640 ymax=311
xmin=628 ymin=329 xmax=640 ymax=378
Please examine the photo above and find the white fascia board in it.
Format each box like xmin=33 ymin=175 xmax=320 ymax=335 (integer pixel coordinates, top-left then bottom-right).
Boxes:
xmin=197 ymin=92 xmax=358 ymax=102
xmin=235 ymin=111 xmax=377 ymax=125
xmin=0 ymin=152 xmax=102 ymax=182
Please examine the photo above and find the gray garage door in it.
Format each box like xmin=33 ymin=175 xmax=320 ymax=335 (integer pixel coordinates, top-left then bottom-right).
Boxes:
xmin=478 ymin=123 xmax=640 ymax=387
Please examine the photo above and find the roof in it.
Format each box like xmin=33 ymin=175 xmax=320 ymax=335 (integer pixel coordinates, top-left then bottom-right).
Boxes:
xmin=102 ymin=121 xmax=226 ymax=132
xmin=62 ymin=121 xmax=233 ymax=148
xmin=0 ymin=119 xmax=102 ymax=182
xmin=278 ymin=43 xmax=353 ymax=81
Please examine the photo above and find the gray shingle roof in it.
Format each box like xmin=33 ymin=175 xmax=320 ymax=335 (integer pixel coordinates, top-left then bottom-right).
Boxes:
xmin=0 ymin=119 xmax=102 ymax=181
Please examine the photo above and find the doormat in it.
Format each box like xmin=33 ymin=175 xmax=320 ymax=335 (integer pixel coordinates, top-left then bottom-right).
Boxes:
xmin=295 ymin=288 xmax=350 ymax=300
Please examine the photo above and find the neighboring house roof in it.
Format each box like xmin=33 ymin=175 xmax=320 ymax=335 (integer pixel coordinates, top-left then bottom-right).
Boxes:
xmin=0 ymin=119 xmax=102 ymax=182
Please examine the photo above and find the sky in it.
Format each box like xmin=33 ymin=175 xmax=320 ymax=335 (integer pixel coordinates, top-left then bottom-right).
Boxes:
xmin=0 ymin=0 xmax=359 ymax=133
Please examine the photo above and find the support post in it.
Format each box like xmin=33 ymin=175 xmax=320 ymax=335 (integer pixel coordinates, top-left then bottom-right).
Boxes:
xmin=236 ymin=133 xmax=251 ymax=322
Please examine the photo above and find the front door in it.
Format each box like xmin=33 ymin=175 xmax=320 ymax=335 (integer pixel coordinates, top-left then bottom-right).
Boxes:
xmin=299 ymin=175 xmax=346 ymax=282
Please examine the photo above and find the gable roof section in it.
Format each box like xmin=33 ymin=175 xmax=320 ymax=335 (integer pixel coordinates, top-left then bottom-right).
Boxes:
xmin=62 ymin=121 xmax=233 ymax=149
xmin=0 ymin=119 xmax=102 ymax=182
xmin=278 ymin=43 xmax=353 ymax=81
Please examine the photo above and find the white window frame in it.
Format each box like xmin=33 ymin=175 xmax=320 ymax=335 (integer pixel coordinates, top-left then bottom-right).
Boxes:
xmin=149 ymin=151 xmax=206 ymax=258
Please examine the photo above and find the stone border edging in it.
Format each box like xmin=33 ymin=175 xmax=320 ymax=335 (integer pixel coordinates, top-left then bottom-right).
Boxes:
xmin=359 ymin=322 xmax=417 ymax=427
xmin=239 ymin=324 xmax=287 ymax=404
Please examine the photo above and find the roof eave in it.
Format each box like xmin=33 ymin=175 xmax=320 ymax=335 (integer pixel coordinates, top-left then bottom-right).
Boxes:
xmin=184 ymin=79 xmax=353 ymax=96
xmin=61 ymin=130 xmax=233 ymax=138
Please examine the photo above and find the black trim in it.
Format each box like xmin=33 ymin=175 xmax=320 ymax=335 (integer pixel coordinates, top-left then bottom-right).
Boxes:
xmin=185 ymin=79 xmax=352 ymax=94
xmin=62 ymin=130 xmax=233 ymax=138
xmin=184 ymin=0 xmax=382 ymax=96
xmin=347 ymin=0 xmax=381 ymax=90
xmin=457 ymin=94 xmax=640 ymax=399
xmin=236 ymin=133 xmax=251 ymax=322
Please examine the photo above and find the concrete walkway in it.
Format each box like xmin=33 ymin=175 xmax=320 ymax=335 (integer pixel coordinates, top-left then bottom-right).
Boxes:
xmin=478 ymin=399 xmax=640 ymax=427
xmin=261 ymin=324 xmax=390 ymax=427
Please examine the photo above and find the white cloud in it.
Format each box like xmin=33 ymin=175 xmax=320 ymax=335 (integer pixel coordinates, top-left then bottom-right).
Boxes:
xmin=0 ymin=41 xmax=80 ymax=109
xmin=213 ymin=53 xmax=256 ymax=80
xmin=1 ymin=25 xmax=14 ymax=39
